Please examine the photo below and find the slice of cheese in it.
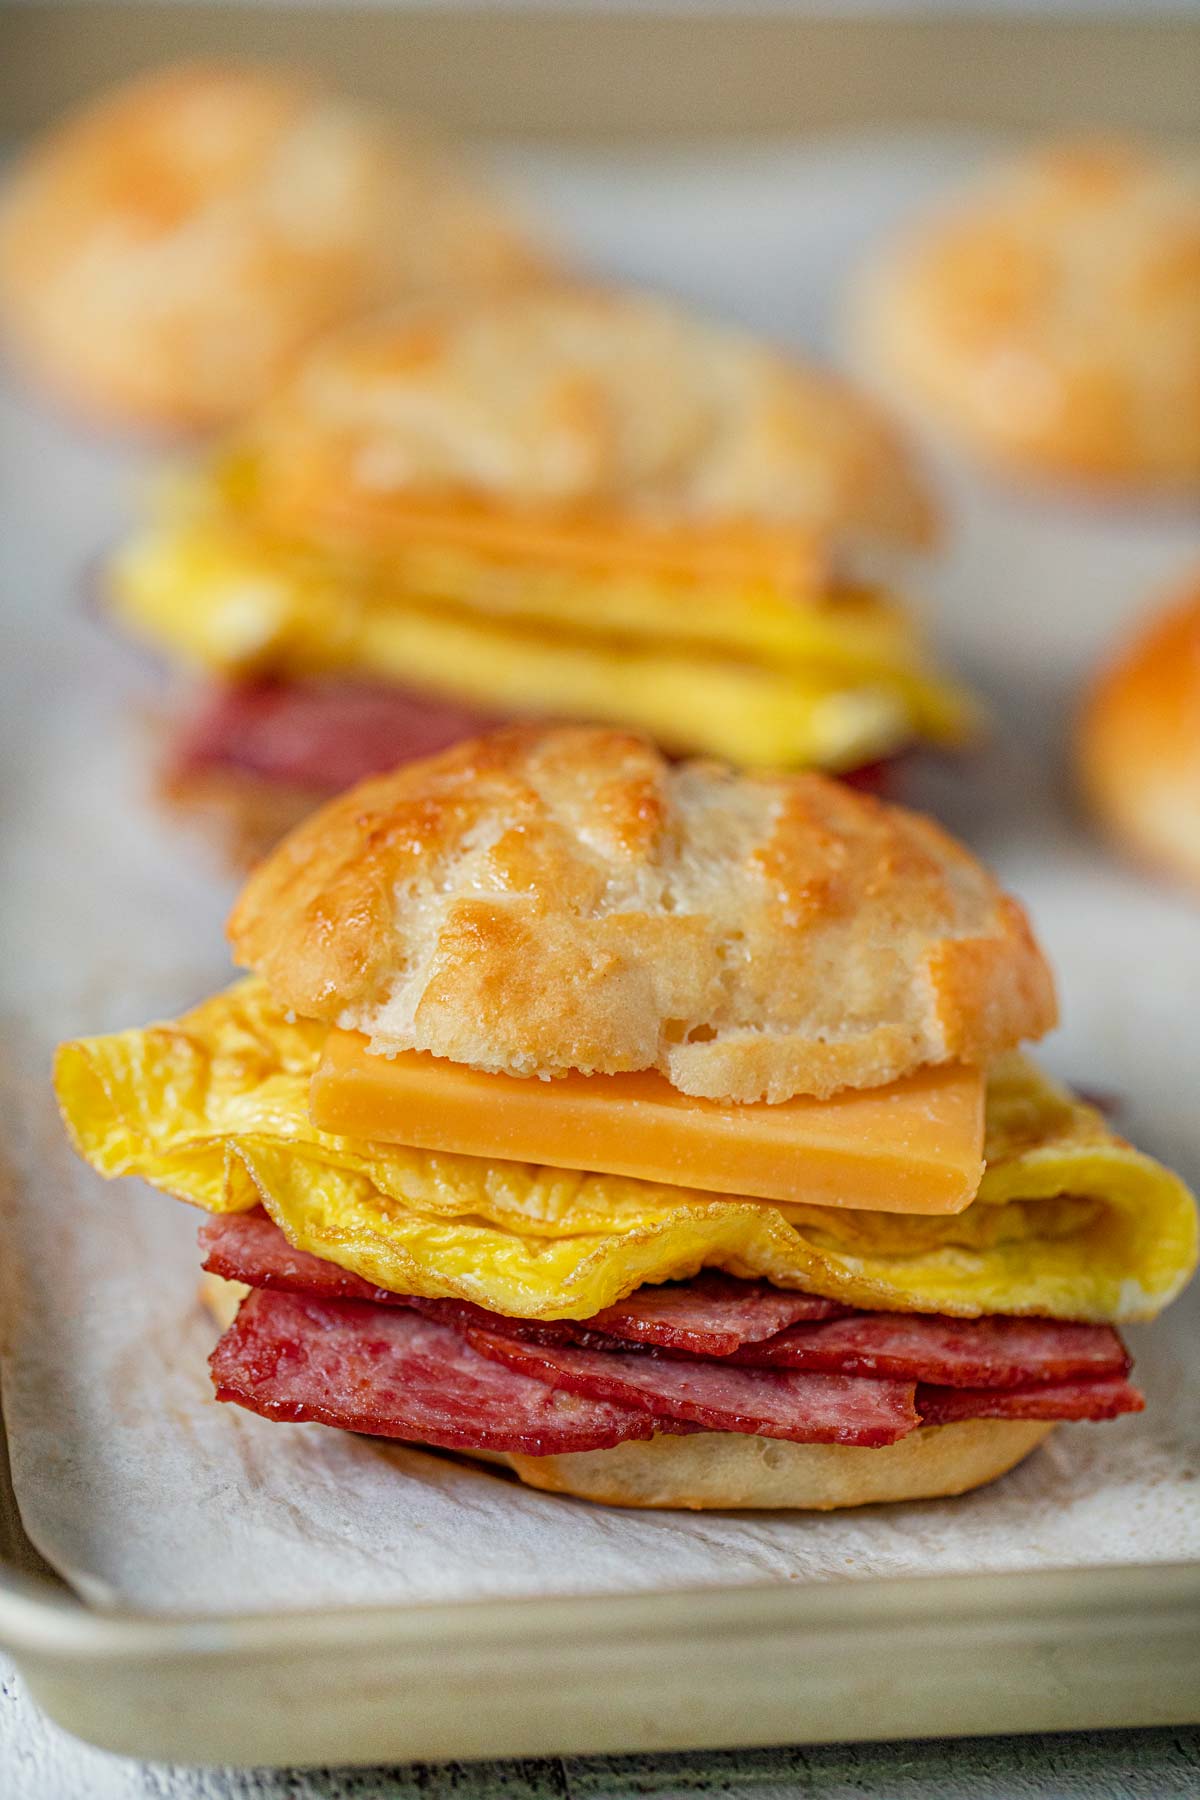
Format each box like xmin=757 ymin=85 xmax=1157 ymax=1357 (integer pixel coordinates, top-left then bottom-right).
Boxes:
xmin=310 ymin=1030 xmax=987 ymax=1215
xmin=247 ymin=457 xmax=829 ymax=589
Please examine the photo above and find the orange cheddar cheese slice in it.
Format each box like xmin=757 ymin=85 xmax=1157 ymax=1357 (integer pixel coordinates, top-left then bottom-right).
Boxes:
xmin=310 ymin=1031 xmax=987 ymax=1215
xmin=242 ymin=458 xmax=828 ymax=590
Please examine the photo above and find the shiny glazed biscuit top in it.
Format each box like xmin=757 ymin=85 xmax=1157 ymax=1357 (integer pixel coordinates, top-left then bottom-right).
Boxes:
xmin=239 ymin=285 xmax=938 ymax=550
xmin=857 ymin=137 xmax=1200 ymax=487
xmin=0 ymin=61 xmax=540 ymax=429
xmin=228 ymin=726 xmax=1057 ymax=1102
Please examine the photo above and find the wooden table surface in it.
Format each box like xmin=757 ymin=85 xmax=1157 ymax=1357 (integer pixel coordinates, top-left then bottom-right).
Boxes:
xmin=4 ymin=1661 xmax=1198 ymax=1800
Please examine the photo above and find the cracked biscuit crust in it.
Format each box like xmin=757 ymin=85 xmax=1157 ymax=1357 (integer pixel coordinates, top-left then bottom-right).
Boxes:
xmin=228 ymin=726 xmax=1056 ymax=1101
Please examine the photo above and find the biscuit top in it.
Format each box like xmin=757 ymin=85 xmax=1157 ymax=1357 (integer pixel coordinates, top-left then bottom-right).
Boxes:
xmin=859 ymin=137 xmax=1200 ymax=486
xmin=0 ymin=62 xmax=538 ymax=428
xmin=241 ymin=285 xmax=937 ymax=552
xmin=228 ymin=727 xmax=1056 ymax=1102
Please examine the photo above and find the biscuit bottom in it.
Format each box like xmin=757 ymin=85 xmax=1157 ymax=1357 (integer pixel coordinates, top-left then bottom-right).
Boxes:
xmin=199 ymin=1272 xmax=1052 ymax=1511
xmin=470 ymin=1418 xmax=1052 ymax=1510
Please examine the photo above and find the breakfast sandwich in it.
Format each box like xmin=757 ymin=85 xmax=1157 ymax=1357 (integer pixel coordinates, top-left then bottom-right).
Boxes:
xmin=1078 ymin=569 xmax=1200 ymax=889
xmin=853 ymin=137 xmax=1200 ymax=491
xmin=54 ymin=727 xmax=1196 ymax=1510
xmin=0 ymin=61 xmax=541 ymax=432
xmin=105 ymin=284 xmax=978 ymax=865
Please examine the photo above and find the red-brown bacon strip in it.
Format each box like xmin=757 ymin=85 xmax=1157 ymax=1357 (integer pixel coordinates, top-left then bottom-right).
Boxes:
xmin=208 ymin=1287 xmax=1145 ymax=1454
xmin=201 ymin=1213 xmax=1130 ymax=1393
xmin=463 ymin=1327 xmax=919 ymax=1447
xmin=175 ymin=678 xmax=504 ymax=795
xmin=199 ymin=1213 xmax=845 ymax=1353
xmin=201 ymin=1211 xmax=412 ymax=1307
xmin=209 ymin=1289 xmax=661 ymax=1455
xmin=916 ymin=1378 xmax=1145 ymax=1426
xmin=589 ymin=1273 xmax=847 ymax=1352
xmin=729 ymin=1312 xmax=1131 ymax=1387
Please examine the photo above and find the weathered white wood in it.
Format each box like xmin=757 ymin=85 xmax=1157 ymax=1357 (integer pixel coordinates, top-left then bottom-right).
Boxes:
xmin=4 ymin=1659 xmax=1199 ymax=1800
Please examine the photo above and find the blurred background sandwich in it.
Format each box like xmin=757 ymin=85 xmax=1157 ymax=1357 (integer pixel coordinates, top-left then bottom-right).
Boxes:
xmin=108 ymin=284 xmax=977 ymax=863
xmin=854 ymin=136 xmax=1200 ymax=494
xmin=1078 ymin=569 xmax=1200 ymax=889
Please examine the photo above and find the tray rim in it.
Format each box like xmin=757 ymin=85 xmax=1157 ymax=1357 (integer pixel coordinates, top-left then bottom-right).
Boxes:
xmin=2 ymin=1548 xmax=1198 ymax=1763
xmin=3 ymin=1550 xmax=1200 ymax=1656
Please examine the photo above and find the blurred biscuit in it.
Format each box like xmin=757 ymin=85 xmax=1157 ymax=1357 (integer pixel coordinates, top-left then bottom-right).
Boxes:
xmin=248 ymin=282 xmax=939 ymax=559
xmin=1078 ymin=573 xmax=1200 ymax=887
xmin=856 ymin=137 xmax=1200 ymax=490
xmin=0 ymin=61 xmax=541 ymax=431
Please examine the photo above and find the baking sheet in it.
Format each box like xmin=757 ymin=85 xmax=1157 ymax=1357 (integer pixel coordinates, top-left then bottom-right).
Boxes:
xmin=1 ymin=133 xmax=1198 ymax=1619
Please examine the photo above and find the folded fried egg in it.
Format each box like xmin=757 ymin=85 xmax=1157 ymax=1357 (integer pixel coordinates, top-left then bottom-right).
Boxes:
xmin=55 ymin=979 xmax=1197 ymax=1324
xmin=110 ymin=469 xmax=975 ymax=773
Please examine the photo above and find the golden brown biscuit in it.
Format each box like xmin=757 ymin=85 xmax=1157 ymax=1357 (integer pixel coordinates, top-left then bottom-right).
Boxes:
xmin=0 ymin=62 xmax=540 ymax=431
xmin=1078 ymin=573 xmax=1200 ymax=887
xmin=856 ymin=137 xmax=1200 ymax=489
xmin=243 ymin=283 xmax=939 ymax=562
xmin=197 ymin=1273 xmax=1053 ymax=1510
xmin=227 ymin=725 xmax=1056 ymax=1102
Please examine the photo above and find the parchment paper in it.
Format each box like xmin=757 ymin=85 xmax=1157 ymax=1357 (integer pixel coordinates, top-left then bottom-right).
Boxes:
xmin=2 ymin=135 xmax=1198 ymax=1617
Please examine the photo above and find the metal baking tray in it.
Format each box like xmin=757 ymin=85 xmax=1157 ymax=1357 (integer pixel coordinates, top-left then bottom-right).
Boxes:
xmin=2 ymin=7 xmax=1200 ymax=1766
xmin=2 ymin=1455 xmax=1198 ymax=1767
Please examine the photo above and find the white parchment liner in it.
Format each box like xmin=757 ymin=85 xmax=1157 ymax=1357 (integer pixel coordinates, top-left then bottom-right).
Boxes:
xmin=1 ymin=136 xmax=1197 ymax=1617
